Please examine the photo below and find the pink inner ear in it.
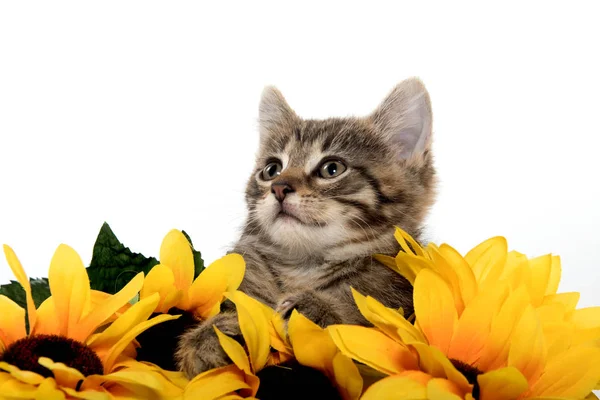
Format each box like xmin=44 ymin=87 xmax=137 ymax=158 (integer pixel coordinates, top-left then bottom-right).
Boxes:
xmin=372 ymin=80 xmax=433 ymax=159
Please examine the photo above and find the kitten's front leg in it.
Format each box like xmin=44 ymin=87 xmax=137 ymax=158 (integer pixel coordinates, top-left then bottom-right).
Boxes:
xmin=175 ymin=312 xmax=241 ymax=379
xmin=276 ymin=290 xmax=344 ymax=328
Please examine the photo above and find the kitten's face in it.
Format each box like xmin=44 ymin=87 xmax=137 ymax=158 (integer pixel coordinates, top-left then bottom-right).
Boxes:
xmin=245 ymin=78 xmax=436 ymax=258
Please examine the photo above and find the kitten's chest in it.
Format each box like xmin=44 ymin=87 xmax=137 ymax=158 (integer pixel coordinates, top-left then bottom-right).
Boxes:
xmin=272 ymin=260 xmax=339 ymax=292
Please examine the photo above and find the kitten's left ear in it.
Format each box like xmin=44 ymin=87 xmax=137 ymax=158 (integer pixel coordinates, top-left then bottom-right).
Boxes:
xmin=259 ymin=86 xmax=298 ymax=139
xmin=370 ymin=77 xmax=433 ymax=159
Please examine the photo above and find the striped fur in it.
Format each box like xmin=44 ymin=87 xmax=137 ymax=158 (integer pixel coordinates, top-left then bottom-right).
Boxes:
xmin=177 ymin=78 xmax=437 ymax=378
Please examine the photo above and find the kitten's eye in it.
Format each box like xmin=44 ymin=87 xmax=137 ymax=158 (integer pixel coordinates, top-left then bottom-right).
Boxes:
xmin=318 ymin=160 xmax=347 ymax=179
xmin=261 ymin=162 xmax=282 ymax=181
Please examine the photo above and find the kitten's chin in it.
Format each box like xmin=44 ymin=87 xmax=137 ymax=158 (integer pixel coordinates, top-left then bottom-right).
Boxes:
xmin=266 ymin=218 xmax=345 ymax=257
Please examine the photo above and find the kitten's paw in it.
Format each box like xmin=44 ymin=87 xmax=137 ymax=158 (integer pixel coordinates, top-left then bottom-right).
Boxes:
xmin=276 ymin=291 xmax=342 ymax=328
xmin=175 ymin=313 xmax=241 ymax=379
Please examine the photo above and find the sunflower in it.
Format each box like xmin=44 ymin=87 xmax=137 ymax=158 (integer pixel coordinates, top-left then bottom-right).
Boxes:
xmin=330 ymin=229 xmax=600 ymax=399
xmin=183 ymin=290 xmax=290 ymax=399
xmin=0 ymin=243 xmax=184 ymax=399
xmin=287 ymin=310 xmax=363 ymax=400
xmin=140 ymin=229 xmax=245 ymax=318
xmin=134 ymin=229 xmax=246 ymax=370
xmin=184 ymin=290 xmax=362 ymax=400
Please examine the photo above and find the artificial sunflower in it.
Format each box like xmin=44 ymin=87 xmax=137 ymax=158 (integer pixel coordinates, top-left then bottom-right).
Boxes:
xmin=0 ymin=243 xmax=184 ymax=399
xmin=135 ymin=229 xmax=246 ymax=370
xmin=183 ymin=290 xmax=292 ymax=399
xmin=184 ymin=290 xmax=363 ymax=400
xmin=287 ymin=310 xmax=363 ymax=400
xmin=330 ymin=229 xmax=600 ymax=399
xmin=359 ymin=370 xmax=464 ymax=400
xmin=140 ymin=229 xmax=245 ymax=318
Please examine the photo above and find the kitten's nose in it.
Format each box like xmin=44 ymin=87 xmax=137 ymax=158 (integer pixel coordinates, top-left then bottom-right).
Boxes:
xmin=271 ymin=182 xmax=295 ymax=202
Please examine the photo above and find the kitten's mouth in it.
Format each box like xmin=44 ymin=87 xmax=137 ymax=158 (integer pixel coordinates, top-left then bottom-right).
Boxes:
xmin=276 ymin=209 xmax=303 ymax=224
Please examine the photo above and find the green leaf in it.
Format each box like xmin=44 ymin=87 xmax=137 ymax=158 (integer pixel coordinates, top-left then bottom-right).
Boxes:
xmin=0 ymin=278 xmax=51 ymax=332
xmin=181 ymin=230 xmax=205 ymax=278
xmin=87 ymin=222 xmax=159 ymax=294
xmin=0 ymin=278 xmax=51 ymax=308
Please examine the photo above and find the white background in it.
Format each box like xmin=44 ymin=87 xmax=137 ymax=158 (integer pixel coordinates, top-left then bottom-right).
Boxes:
xmin=1 ymin=2 xmax=599 ymax=308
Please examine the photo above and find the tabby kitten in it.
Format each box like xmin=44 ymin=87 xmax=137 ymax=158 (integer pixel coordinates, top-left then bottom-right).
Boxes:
xmin=177 ymin=77 xmax=436 ymax=378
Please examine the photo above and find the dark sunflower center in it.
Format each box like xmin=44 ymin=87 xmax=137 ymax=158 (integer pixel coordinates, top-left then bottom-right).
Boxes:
xmin=450 ymin=358 xmax=482 ymax=399
xmin=0 ymin=334 xmax=103 ymax=378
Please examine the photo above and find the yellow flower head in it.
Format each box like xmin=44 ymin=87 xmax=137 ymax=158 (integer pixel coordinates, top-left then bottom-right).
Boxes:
xmin=0 ymin=243 xmax=184 ymax=399
xmin=140 ymin=229 xmax=245 ymax=319
xmin=184 ymin=291 xmax=362 ymax=400
xmin=331 ymin=228 xmax=600 ymax=399
xmin=184 ymin=290 xmax=292 ymax=399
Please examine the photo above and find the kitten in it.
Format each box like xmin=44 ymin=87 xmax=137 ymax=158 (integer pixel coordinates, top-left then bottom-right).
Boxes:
xmin=176 ymin=77 xmax=436 ymax=378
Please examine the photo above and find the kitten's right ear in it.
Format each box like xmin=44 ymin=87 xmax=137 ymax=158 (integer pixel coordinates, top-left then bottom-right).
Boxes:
xmin=259 ymin=86 xmax=298 ymax=138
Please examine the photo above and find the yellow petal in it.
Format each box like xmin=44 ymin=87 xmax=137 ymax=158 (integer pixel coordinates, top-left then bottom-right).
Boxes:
xmin=62 ymin=387 xmax=111 ymax=400
xmin=73 ymin=273 xmax=145 ymax=343
xmin=90 ymin=368 xmax=185 ymax=398
xmin=87 ymin=292 xmax=160 ymax=351
xmin=414 ymin=269 xmax=458 ymax=353
xmin=545 ymin=255 xmax=561 ymax=296
xmin=214 ymin=327 xmax=252 ymax=374
xmin=328 ymin=325 xmax=417 ymax=375
xmin=528 ymin=255 xmax=552 ymax=307
xmin=35 ymin=378 xmax=67 ymax=400
xmin=394 ymin=227 xmax=426 ymax=257
xmin=184 ymin=364 xmax=250 ymax=400
xmin=111 ymin=358 xmax=189 ymax=389
xmin=288 ymin=311 xmax=338 ymax=371
xmin=373 ymin=254 xmax=399 ymax=272
xmin=508 ymin=305 xmax=546 ymax=384
xmin=0 ymin=361 xmax=45 ymax=385
xmin=528 ymin=346 xmax=600 ymax=398
xmin=395 ymin=252 xmax=433 ymax=285
xmin=0 ymin=374 xmax=38 ymax=398
xmin=437 ymin=244 xmax=478 ymax=307
xmin=351 ymin=288 xmax=425 ymax=344
xmin=269 ymin=312 xmax=292 ymax=355
xmin=568 ymin=306 xmax=600 ymax=330
xmin=88 ymin=293 xmax=179 ymax=372
xmin=0 ymin=295 xmax=26 ymax=348
xmin=3 ymin=245 xmax=36 ymax=331
xmin=477 ymin=286 xmax=529 ymax=371
xmin=31 ymin=297 xmax=59 ymax=336
xmin=104 ymin=313 xmax=179 ymax=373
xmin=224 ymin=291 xmax=270 ymax=372
xmin=542 ymin=292 xmax=580 ymax=312
xmin=409 ymin=342 xmax=471 ymax=393
xmin=426 ymin=246 xmax=469 ymax=314
xmin=89 ymin=290 xmax=131 ymax=323
xmin=160 ymin=229 xmax=195 ymax=292
xmin=464 ymin=236 xmax=507 ymax=286
xmin=48 ymin=244 xmax=91 ymax=337
xmin=217 ymin=254 xmax=246 ymax=293
xmin=360 ymin=373 xmax=428 ymax=400
xmin=477 ymin=367 xmax=528 ymax=400
xmin=331 ymin=352 xmax=363 ymax=400
xmin=38 ymin=357 xmax=85 ymax=389
xmin=188 ymin=254 xmax=246 ymax=318
xmin=426 ymin=378 xmax=464 ymax=399
xmin=447 ymin=283 xmax=509 ymax=367
xmin=186 ymin=267 xmax=227 ymax=317
xmin=140 ymin=264 xmax=180 ymax=313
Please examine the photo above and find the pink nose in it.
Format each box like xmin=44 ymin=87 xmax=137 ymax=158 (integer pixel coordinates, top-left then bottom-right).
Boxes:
xmin=271 ymin=182 xmax=295 ymax=202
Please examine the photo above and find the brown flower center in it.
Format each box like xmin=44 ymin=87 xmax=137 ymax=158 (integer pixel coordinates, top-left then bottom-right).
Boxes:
xmin=450 ymin=358 xmax=482 ymax=399
xmin=0 ymin=334 xmax=103 ymax=378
